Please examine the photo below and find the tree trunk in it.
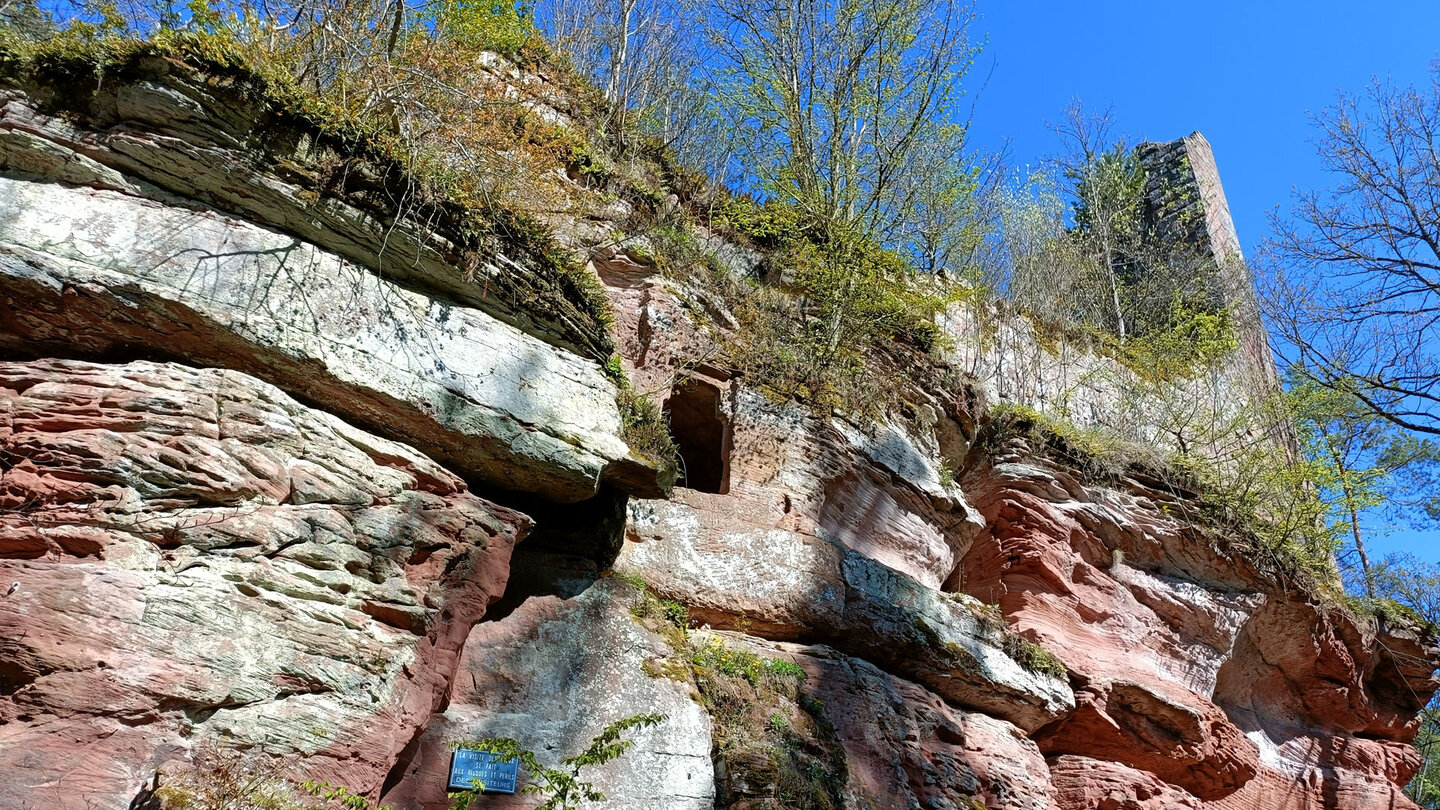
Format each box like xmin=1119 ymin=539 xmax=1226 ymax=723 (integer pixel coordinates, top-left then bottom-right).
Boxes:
xmin=1349 ymin=498 xmax=1375 ymax=598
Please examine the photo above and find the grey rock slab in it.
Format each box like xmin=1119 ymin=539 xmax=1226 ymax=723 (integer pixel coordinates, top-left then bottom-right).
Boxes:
xmin=381 ymin=579 xmax=715 ymax=810
xmin=0 ymin=175 xmax=635 ymax=501
xmin=619 ymin=496 xmax=1074 ymax=732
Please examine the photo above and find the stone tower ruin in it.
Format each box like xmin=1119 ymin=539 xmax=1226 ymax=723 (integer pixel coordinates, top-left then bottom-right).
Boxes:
xmin=1136 ymin=132 xmax=1280 ymax=395
xmin=1136 ymin=132 xmax=1292 ymax=451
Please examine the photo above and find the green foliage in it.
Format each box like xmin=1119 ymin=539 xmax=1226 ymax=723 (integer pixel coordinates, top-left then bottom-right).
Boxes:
xmin=429 ymin=0 xmax=540 ymax=59
xmin=302 ymin=782 xmax=392 ymax=810
xmin=1002 ymin=635 xmax=1068 ymax=679
xmin=610 ymin=568 xmax=649 ymax=592
xmin=1119 ymin=302 xmax=1239 ymax=382
xmin=1068 ymin=143 xmax=1148 ymax=245
xmin=628 ymin=585 xmax=691 ymax=633
xmin=986 ymin=401 xmax=1160 ymax=481
xmin=1410 ymin=703 xmax=1440 ymax=808
xmin=714 ymin=201 xmax=960 ymax=415
xmin=615 ymin=383 xmax=679 ymax=482
xmin=1168 ymin=438 xmax=1337 ymax=587
xmin=448 ymin=714 xmax=667 ymax=810
xmin=678 ymin=635 xmax=844 ymax=810
xmin=1343 ymin=595 xmax=1432 ymax=631
xmin=689 ymin=636 xmax=807 ymax=688
xmin=711 ymin=197 xmax=808 ymax=249
xmin=968 ymin=599 xmax=1067 ymax=679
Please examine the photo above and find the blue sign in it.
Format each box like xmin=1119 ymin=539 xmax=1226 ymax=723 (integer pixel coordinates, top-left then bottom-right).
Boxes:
xmin=448 ymin=749 xmax=520 ymax=794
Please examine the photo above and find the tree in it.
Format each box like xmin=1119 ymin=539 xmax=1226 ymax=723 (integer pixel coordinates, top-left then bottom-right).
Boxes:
xmin=1289 ymin=371 xmax=1440 ymax=596
xmin=709 ymin=0 xmax=979 ymax=245
xmin=1051 ymin=102 xmax=1147 ymax=338
xmin=1264 ymin=66 xmax=1440 ymax=436
xmin=896 ymin=124 xmax=989 ymax=277
xmin=534 ymin=0 xmax=710 ymax=138
xmin=449 ymin=714 xmax=666 ymax=810
xmin=984 ymin=102 xmax=1226 ymax=344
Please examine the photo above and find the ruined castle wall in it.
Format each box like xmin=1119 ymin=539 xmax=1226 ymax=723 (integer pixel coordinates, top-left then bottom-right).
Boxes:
xmin=945 ymin=133 xmax=1290 ymax=458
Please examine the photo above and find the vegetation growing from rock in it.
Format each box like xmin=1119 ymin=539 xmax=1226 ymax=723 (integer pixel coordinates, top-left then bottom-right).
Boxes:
xmin=708 ymin=197 xmax=966 ymax=414
xmin=3 ymin=3 xmax=1436 ymax=808
xmin=448 ymin=713 xmax=667 ymax=810
xmin=683 ymin=637 xmax=847 ymax=810
xmin=981 ymin=398 xmax=1342 ymax=591
xmin=619 ymin=574 xmax=847 ymax=809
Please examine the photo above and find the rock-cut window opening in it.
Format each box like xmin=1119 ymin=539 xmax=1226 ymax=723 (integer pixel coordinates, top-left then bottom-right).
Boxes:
xmin=663 ymin=380 xmax=730 ymax=494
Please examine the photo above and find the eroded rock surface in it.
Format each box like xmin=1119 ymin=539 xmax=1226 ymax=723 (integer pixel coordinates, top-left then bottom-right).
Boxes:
xmin=962 ymin=454 xmax=1439 ymax=810
xmin=0 ymin=59 xmax=1432 ymax=810
xmin=600 ymin=251 xmax=1438 ymax=810
xmin=0 ymin=359 xmax=526 ymax=809
xmin=724 ymin=636 xmax=1057 ymax=810
xmin=621 ymin=493 xmax=1073 ymax=733
xmin=381 ymin=579 xmax=715 ymax=810
xmin=0 ymin=67 xmax=665 ymax=501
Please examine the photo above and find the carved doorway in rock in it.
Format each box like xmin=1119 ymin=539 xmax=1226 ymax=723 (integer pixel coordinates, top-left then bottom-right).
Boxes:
xmin=663 ymin=379 xmax=730 ymax=494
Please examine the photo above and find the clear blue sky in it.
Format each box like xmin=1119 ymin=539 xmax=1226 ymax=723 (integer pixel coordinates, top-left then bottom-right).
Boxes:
xmin=964 ymin=0 xmax=1440 ymax=564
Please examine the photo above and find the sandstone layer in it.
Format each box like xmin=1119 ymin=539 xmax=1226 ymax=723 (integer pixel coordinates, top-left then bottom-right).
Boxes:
xmin=0 ymin=359 xmax=525 ymax=809
xmin=0 ymin=54 xmax=1433 ymax=810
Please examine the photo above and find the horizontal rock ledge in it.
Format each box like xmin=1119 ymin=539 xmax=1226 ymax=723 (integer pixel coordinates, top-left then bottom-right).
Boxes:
xmin=0 ymin=174 xmax=663 ymax=502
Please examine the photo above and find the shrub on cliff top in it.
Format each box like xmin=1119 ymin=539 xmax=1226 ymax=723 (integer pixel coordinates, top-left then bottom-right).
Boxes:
xmin=0 ymin=3 xmax=625 ymax=342
xmin=705 ymin=196 xmax=964 ymax=416
xmin=982 ymin=397 xmax=1341 ymax=592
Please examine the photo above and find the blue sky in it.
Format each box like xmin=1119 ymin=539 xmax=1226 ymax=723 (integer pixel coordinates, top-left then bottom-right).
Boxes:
xmin=964 ymin=0 xmax=1440 ymax=564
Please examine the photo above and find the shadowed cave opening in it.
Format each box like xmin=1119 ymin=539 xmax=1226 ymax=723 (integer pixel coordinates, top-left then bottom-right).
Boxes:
xmin=664 ymin=379 xmax=730 ymax=494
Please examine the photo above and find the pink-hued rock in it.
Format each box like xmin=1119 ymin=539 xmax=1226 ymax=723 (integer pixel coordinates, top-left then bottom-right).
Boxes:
xmin=0 ymin=359 xmax=526 ymax=810
xmin=600 ymin=261 xmax=1438 ymax=808
xmin=0 ymin=58 xmax=1432 ymax=810
xmin=597 ymin=253 xmax=983 ymax=592
xmin=961 ymin=457 xmax=1439 ymax=810
xmin=1039 ymin=680 xmax=1259 ymax=801
xmin=727 ymin=636 xmax=1057 ymax=810
xmin=1048 ymin=756 xmax=1203 ymax=810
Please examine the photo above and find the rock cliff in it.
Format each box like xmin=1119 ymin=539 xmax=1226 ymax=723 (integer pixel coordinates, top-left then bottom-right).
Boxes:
xmin=0 ymin=50 xmax=1434 ymax=810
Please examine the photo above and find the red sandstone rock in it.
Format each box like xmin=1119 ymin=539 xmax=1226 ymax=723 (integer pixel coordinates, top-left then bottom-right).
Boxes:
xmin=731 ymin=637 xmax=1057 ymax=810
xmin=0 ymin=359 xmax=526 ymax=810
xmin=963 ymin=457 xmax=1439 ymax=810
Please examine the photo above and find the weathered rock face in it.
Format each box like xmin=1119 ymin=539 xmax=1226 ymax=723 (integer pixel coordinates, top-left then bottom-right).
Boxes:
xmin=621 ymin=493 xmax=1072 ymax=733
xmin=593 ymin=245 xmax=1438 ymax=810
xmin=382 ymin=580 xmax=715 ymax=810
xmin=706 ymin=634 xmax=1057 ymax=810
xmin=0 ymin=359 xmax=525 ymax=809
xmin=0 ymin=62 xmax=663 ymax=502
xmin=961 ymin=455 xmax=1439 ymax=810
xmin=0 ymin=58 xmax=1433 ymax=810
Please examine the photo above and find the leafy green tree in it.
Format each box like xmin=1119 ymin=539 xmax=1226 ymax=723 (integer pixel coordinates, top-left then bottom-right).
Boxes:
xmin=0 ymin=0 xmax=51 ymax=38
xmin=431 ymin=0 xmax=538 ymax=57
xmin=709 ymin=0 xmax=979 ymax=249
xmin=1289 ymin=371 xmax=1440 ymax=596
xmin=1051 ymin=102 xmax=1148 ymax=339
